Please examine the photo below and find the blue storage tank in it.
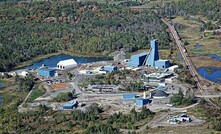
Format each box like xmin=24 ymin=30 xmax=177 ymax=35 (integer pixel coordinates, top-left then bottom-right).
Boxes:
xmin=37 ymin=68 xmax=56 ymax=77
xmin=102 ymin=65 xmax=118 ymax=72
xmin=136 ymin=98 xmax=149 ymax=106
xmin=128 ymin=52 xmax=147 ymax=67
xmin=123 ymin=93 xmax=136 ymax=99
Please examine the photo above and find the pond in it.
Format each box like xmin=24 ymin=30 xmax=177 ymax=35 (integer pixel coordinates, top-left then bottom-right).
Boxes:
xmin=0 ymin=82 xmax=3 ymax=88
xmin=198 ymin=66 xmax=221 ymax=83
xmin=207 ymin=54 xmax=221 ymax=61
xmin=178 ymin=52 xmax=183 ymax=61
xmin=24 ymin=54 xmax=109 ymax=69
xmin=194 ymin=43 xmax=202 ymax=49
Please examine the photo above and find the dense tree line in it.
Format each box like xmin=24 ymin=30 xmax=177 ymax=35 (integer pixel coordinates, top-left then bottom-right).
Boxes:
xmin=170 ymin=89 xmax=196 ymax=106
xmin=15 ymin=74 xmax=34 ymax=92
xmin=107 ymin=107 xmax=154 ymax=129
xmin=158 ymin=0 xmax=221 ymax=22
xmin=0 ymin=1 xmax=170 ymax=71
xmin=86 ymin=123 xmax=119 ymax=134
xmin=54 ymin=92 xmax=73 ymax=102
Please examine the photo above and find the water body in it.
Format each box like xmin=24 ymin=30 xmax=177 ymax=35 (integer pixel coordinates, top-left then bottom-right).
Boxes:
xmin=24 ymin=54 xmax=109 ymax=69
xmin=0 ymin=82 xmax=3 ymax=88
xmin=194 ymin=44 xmax=202 ymax=49
xmin=177 ymin=52 xmax=182 ymax=61
xmin=198 ymin=66 xmax=221 ymax=83
xmin=207 ymin=54 xmax=221 ymax=60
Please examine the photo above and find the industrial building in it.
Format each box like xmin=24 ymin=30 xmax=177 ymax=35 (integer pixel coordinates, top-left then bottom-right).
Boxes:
xmin=153 ymin=90 xmax=168 ymax=99
xmin=136 ymin=98 xmax=150 ymax=106
xmin=101 ymin=65 xmax=118 ymax=72
xmin=63 ymin=100 xmax=78 ymax=109
xmin=168 ymin=113 xmax=191 ymax=124
xmin=141 ymin=70 xmax=173 ymax=83
xmin=87 ymin=85 xmax=119 ymax=92
xmin=168 ymin=65 xmax=179 ymax=72
xmin=128 ymin=52 xmax=147 ymax=67
xmin=123 ymin=93 xmax=137 ymax=99
xmin=18 ymin=71 xmax=29 ymax=77
xmin=128 ymin=40 xmax=170 ymax=68
xmin=57 ymin=59 xmax=77 ymax=70
xmin=37 ymin=68 xmax=56 ymax=77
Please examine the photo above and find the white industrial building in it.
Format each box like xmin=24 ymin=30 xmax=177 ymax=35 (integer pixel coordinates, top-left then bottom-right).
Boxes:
xmin=57 ymin=59 xmax=77 ymax=70
xmin=18 ymin=71 xmax=29 ymax=77
xmin=168 ymin=65 xmax=179 ymax=72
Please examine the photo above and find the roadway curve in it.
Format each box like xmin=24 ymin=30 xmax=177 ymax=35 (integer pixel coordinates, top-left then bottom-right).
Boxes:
xmin=161 ymin=18 xmax=220 ymax=109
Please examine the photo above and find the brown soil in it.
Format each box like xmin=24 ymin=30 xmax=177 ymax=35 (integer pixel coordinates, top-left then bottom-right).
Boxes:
xmin=50 ymin=83 xmax=68 ymax=90
xmin=191 ymin=56 xmax=221 ymax=69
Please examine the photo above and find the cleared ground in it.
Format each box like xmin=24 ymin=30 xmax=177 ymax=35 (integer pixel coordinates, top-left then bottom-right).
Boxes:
xmin=51 ymin=83 xmax=68 ymax=90
xmin=141 ymin=125 xmax=212 ymax=134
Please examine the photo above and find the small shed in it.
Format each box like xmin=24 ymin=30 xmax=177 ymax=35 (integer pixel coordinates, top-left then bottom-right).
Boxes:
xmin=123 ymin=93 xmax=136 ymax=99
xmin=57 ymin=59 xmax=77 ymax=70
xmin=102 ymin=65 xmax=118 ymax=72
xmin=37 ymin=68 xmax=56 ymax=77
xmin=136 ymin=98 xmax=150 ymax=106
xmin=63 ymin=101 xmax=78 ymax=109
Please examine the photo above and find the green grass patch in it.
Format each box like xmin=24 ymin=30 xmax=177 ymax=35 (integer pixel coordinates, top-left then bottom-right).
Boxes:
xmin=27 ymin=84 xmax=46 ymax=102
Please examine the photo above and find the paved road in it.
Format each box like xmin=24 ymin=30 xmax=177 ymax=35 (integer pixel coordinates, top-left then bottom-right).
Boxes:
xmin=196 ymin=94 xmax=221 ymax=98
xmin=161 ymin=19 xmax=220 ymax=109
xmin=69 ymin=82 xmax=82 ymax=94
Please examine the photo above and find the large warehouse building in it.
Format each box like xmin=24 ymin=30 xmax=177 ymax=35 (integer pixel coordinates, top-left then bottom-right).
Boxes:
xmin=57 ymin=59 xmax=77 ymax=70
xmin=128 ymin=40 xmax=170 ymax=68
xmin=127 ymin=52 xmax=147 ymax=67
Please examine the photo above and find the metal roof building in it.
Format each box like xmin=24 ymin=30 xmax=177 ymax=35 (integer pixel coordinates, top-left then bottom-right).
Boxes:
xmin=57 ymin=59 xmax=77 ymax=70
xmin=127 ymin=40 xmax=170 ymax=68
xmin=128 ymin=52 xmax=147 ymax=67
xmin=123 ymin=93 xmax=137 ymax=99
xmin=136 ymin=98 xmax=150 ymax=106
xmin=146 ymin=40 xmax=170 ymax=68
xmin=37 ymin=68 xmax=56 ymax=77
xmin=63 ymin=100 xmax=78 ymax=109
xmin=102 ymin=65 xmax=118 ymax=72
xmin=153 ymin=90 xmax=168 ymax=99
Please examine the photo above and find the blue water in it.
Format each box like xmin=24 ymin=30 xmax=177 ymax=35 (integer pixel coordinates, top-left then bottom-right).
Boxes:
xmin=24 ymin=54 xmax=109 ymax=69
xmin=208 ymin=54 xmax=221 ymax=60
xmin=0 ymin=82 xmax=3 ymax=88
xmin=198 ymin=66 xmax=221 ymax=83
xmin=178 ymin=52 xmax=182 ymax=61
xmin=194 ymin=44 xmax=202 ymax=49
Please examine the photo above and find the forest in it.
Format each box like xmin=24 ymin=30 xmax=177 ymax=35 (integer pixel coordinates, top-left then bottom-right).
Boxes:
xmin=0 ymin=1 xmax=170 ymax=71
xmin=159 ymin=0 xmax=220 ymax=22
xmin=0 ymin=101 xmax=154 ymax=133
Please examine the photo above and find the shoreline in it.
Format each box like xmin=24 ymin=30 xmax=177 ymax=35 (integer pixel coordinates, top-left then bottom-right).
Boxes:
xmin=14 ymin=51 xmax=111 ymax=71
